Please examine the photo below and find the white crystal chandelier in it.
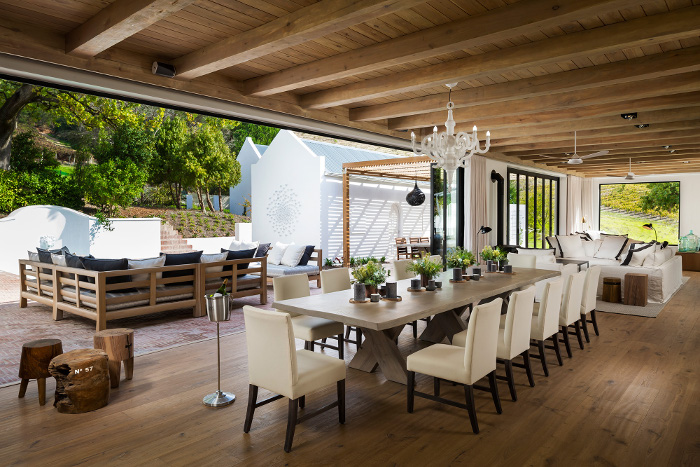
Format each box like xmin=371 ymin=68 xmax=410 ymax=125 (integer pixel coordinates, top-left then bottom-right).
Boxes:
xmin=411 ymin=83 xmax=490 ymax=187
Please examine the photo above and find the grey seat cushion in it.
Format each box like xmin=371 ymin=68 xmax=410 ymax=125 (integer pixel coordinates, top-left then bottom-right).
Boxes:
xmin=61 ymin=285 xmax=192 ymax=311
xmin=266 ymin=264 xmax=319 ymax=278
xmin=206 ymin=274 xmax=263 ymax=291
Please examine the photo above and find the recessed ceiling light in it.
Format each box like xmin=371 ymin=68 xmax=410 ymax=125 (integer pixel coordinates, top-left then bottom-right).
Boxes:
xmin=636 ymin=161 xmax=646 ymax=164
xmin=636 ymin=124 xmax=650 ymax=129
xmin=663 ymin=145 xmax=671 ymax=149
xmin=621 ymin=113 xmax=637 ymax=120
xmin=564 ymin=153 xmax=572 ymax=156
xmin=683 ymin=161 xmax=690 ymax=164
xmin=669 ymin=149 xmax=676 ymax=154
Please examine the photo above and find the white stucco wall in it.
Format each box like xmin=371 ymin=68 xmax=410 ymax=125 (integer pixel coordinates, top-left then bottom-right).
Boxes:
xmin=229 ymin=137 xmax=261 ymax=215
xmin=320 ymin=176 xmax=430 ymax=261
xmin=0 ymin=205 xmax=161 ymax=273
xmin=251 ymin=130 xmax=323 ymax=247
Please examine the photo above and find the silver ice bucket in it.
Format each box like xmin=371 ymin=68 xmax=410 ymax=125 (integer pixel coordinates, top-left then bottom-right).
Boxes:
xmin=205 ymin=294 xmax=231 ymax=322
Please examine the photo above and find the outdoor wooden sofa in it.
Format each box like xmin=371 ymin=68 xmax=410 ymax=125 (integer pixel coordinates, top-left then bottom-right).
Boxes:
xmin=19 ymin=256 xmax=267 ymax=331
xmin=265 ymin=248 xmax=322 ymax=288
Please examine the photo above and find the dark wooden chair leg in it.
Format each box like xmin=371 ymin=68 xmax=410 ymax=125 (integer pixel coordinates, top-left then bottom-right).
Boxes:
xmin=434 ymin=377 xmax=440 ymax=396
xmin=345 ymin=326 xmax=351 ymax=339
xmin=310 ymin=341 xmax=315 ymax=352
xmin=412 ymin=321 xmax=418 ymax=339
xmin=356 ymin=328 xmax=362 ymax=348
xmin=552 ymin=334 xmax=563 ymax=366
xmin=581 ymin=314 xmax=591 ymax=343
xmin=322 ymin=338 xmax=327 ymax=344
xmin=338 ymin=333 xmax=344 ymax=360
xmin=464 ymin=385 xmax=479 ymax=434
xmin=488 ymin=370 xmax=502 ymax=414
xmin=522 ymin=351 xmax=535 ymax=387
xmin=18 ymin=378 xmax=29 ymax=398
xmin=574 ymin=321 xmax=585 ymax=350
xmin=537 ymin=340 xmax=549 ymax=376
xmin=562 ymin=326 xmax=573 ymax=358
xmin=337 ymin=380 xmax=345 ymax=424
xmin=299 ymin=395 xmax=305 ymax=409
xmin=243 ymin=385 xmax=259 ymax=433
xmin=591 ymin=309 xmax=600 ymax=336
xmin=284 ymin=398 xmax=298 ymax=453
xmin=407 ymin=371 xmax=415 ymax=413
xmin=304 ymin=341 xmax=309 ymax=351
xmin=505 ymin=360 xmax=517 ymax=401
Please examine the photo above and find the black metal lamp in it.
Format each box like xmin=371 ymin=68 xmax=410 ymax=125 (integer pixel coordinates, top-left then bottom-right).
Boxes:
xmin=642 ymin=223 xmax=657 ymax=242
xmin=476 ymin=226 xmax=492 ymax=264
xmin=406 ymin=181 xmax=425 ymax=206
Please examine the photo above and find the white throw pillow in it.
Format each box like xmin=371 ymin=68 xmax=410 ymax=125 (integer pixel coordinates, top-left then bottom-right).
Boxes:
xmin=51 ymin=253 xmax=67 ymax=267
xmin=281 ymin=244 xmax=307 ymax=267
xmin=582 ymin=239 xmax=602 ymax=257
xmin=229 ymin=240 xmax=258 ymax=251
xmin=201 ymin=252 xmax=229 ymax=273
xmin=516 ymin=248 xmax=556 ymax=263
xmin=545 ymin=236 xmax=561 ymax=257
xmin=28 ymin=251 xmax=39 ymax=262
xmin=594 ymin=236 xmax=629 ymax=260
xmin=268 ymin=242 xmax=290 ymax=265
xmin=556 ymin=235 xmax=586 ymax=258
xmin=622 ymin=243 xmax=655 ymax=267
xmin=128 ymin=256 xmax=166 ymax=283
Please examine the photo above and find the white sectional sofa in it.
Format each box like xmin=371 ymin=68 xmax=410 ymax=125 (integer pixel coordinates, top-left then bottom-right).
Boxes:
xmin=514 ymin=234 xmax=683 ymax=304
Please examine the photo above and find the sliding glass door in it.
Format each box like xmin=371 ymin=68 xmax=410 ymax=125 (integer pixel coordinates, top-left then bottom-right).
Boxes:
xmin=431 ymin=166 xmax=464 ymax=258
xmin=507 ymin=169 xmax=559 ymax=248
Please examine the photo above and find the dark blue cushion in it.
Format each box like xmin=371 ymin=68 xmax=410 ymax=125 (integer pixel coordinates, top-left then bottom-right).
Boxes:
xmin=221 ymin=248 xmax=257 ymax=275
xmin=297 ymin=245 xmax=315 ymax=266
xmin=81 ymin=257 xmax=132 ymax=290
xmin=161 ymin=251 xmax=203 ymax=281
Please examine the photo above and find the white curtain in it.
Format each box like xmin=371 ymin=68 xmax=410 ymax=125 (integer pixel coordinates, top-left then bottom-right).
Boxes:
xmin=581 ymin=178 xmax=593 ymax=232
xmin=469 ymin=156 xmax=488 ymax=253
xmin=566 ymin=175 xmax=585 ymax=234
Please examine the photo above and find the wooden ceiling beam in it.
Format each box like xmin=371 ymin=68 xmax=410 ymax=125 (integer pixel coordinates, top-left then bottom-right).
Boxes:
xmin=392 ymin=72 xmax=700 ymax=131
xmin=65 ymin=0 xmax=197 ymax=57
xmin=300 ymin=6 xmax=700 ymax=109
xmin=351 ymin=46 xmax=700 ymax=122
xmin=243 ymin=0 xmax=643 ymax=97
xmin=172 ymin=0 xmax=424 ymax=80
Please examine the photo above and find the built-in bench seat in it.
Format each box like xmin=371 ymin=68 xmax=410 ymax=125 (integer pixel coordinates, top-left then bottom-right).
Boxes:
xmin=20 ymin=256 xmax=267 ymax=330
xmin=265 ymin=248 xmax=322 ymax=288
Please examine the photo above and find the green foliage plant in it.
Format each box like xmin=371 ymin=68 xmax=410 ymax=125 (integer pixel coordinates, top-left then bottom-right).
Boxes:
xmin=351 ymin=260 xmax=390 ymax=286
xmin=445 ymin=247 xmax=475 ymax=269
xmin=406 ymin=255 xmax=443 ymax=279
xmin=481 ymin=245 xmax=495 ymax=262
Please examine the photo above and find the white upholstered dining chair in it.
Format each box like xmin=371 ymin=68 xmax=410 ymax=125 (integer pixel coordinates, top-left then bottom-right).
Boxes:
xmin=454 ymin=286 xmax=537 ymax=401
xmin=320 ymin=267 xmax=361 ymax=349
xmin=242 ymin=306 xmax=346 ymax=452
xmin=530 ymin=279 xmax=564 ymax=376
xmin=406 ymin=299 xmax=503 ymax=434
xmin=273 ymin=274 xmax=345 ymax=359
xmin=580 ymin=265 xmax=602 ymax=342
xmin=559 ymin=270 xmax=587 ymax=358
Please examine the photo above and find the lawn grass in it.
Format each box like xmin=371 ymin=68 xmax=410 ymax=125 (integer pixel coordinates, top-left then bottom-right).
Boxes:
xmin=600 ymin=210 xmax=679 ymax=243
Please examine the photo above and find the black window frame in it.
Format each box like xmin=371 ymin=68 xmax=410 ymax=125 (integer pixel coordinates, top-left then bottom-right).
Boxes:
xmin=598 ymin=180 xmax=681 ymax=242
xmin=507 ymin=168 xmax=560 ymax=248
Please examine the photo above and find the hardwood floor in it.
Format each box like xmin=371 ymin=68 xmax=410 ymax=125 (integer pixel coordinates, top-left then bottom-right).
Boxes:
xmin=1 ymin=274 xmax=698 ymax=466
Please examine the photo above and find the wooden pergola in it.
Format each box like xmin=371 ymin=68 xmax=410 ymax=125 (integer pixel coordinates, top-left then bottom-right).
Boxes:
xmin=342 ymin=155 xmax=432 ymax=265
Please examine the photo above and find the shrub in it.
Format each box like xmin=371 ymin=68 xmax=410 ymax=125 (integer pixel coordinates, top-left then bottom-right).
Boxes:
xmin=10 ymin=132 xmax=60 ymax=172
xmin=0 ymin=170 xmax=83 ymax=213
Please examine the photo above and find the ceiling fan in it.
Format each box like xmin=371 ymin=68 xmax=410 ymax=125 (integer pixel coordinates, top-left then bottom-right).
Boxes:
xmin=543 ymin=131 xmax=609 ymax=164
xmin=622 ymin=158 xmax=635 ymax=180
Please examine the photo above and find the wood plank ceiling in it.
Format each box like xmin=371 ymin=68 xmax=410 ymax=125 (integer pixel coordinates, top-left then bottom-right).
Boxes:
xmin=0 ymin=0 xmax=698 ymax=177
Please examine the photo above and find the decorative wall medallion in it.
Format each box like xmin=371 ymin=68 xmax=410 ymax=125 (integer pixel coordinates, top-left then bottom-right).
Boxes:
xmin=266 ymin=184 xmax=301 ymax=236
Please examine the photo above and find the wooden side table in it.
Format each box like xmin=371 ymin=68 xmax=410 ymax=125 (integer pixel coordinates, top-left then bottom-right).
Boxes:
xmin=602 ymin=277 xmax=621 ymax=303
xmin=48 ymin=349 xmax=110 ymax=414
xmin=624 ymin=273 xmax=648 ymax=307
xmin=18 ymin=338 xmax=63 ymax=406
xmin=677 ymin=251 xmax=700 ymax=271
xmin=94 ymin=328 xmax=134 ymax=388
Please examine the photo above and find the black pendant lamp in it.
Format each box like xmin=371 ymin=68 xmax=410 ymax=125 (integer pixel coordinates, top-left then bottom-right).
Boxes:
xmin=406 ymin=181 xmax=425 ymax=206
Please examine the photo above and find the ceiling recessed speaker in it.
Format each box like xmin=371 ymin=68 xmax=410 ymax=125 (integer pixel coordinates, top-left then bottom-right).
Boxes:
xmin=406 ymin=181 xmax=425 ymax=206
xmin=635 ymin=124 xmax=649 ymax=129
xmin=152 ymin=61 xmax=176 ymax=78
xmin=621 ymin=112 xmax=637 ymax=120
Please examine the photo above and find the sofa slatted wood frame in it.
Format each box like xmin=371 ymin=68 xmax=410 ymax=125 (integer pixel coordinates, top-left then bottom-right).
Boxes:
xmin=19 ymin=256 xmax=267 ymax=331
xmin=265 ymin=248 xmax=323 ymax=288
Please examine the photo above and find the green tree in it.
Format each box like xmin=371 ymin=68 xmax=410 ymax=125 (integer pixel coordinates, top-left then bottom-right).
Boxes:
xmin=9 ymin=132 xmax=59 ymax=172
xmin=224 ymin=122 xmax=279 ymax=155
xmin=151 ymin=115 xmax=191 ymax=208
xmin=78 ymin=160 xmax=146 ymax=217
xmin=640 ymin=182 xmax=680 ymax=215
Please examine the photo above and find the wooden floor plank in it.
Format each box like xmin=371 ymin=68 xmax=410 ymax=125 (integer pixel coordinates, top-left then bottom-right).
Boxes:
xmin=1 ymin=273 xmax=698 ymax=465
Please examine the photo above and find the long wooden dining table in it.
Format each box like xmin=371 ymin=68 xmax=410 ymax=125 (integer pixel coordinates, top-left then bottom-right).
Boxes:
xmin=273 ymin=268 xmax=560 ymax=384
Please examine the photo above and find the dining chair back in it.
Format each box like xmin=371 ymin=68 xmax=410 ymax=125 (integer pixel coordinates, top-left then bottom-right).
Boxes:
xmin=395 ymin=237 xmax=407 ymax=244
xmin=535 ymin=279 xmax=564 ymax=341
xmin=320 ymin=268 xmax=351 ymax=294
xmin=409 ymin=237 xmax=421 ymax=243
xmin=243 ymin=306 xmax=298 ymax=398
xmin=581 ymin=265 xmax=602 ymax=314
xmin=501 ymin=286 xmax=537 ymax=360
xmin=506 ymin=253 xmax=536 ymax=268
xmin=393 ymin=259 xmax=416 ymax=280
xmin=273 ymin=274 xmax=310 ymax=317
xmin=561 ymin=270 xmax=587 ymax=327
xmin=396 ymin=238 xmax=410 ymax=259
xmin=463 ymin=298 xmax=503 ymax=381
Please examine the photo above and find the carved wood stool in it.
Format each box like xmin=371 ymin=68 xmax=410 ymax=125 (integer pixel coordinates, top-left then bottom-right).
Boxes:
xmin=93 ymin=328 xmax=134 ymax=388
xmin=18 ymin=338 xmax=63 ymax=406
xmin=48 ymin=349 xmax=110 ymax=414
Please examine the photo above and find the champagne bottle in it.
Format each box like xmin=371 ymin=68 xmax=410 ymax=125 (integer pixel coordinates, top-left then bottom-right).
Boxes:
xmin=214 ymin=278 xmax=228 ymax=296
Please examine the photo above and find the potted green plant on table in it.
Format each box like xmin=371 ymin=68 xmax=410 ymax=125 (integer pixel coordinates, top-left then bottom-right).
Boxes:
xmin=480 ymin=245 xmax=496 ymax=268
xmin=495 ymin=247 xmax=509 ymax=271
xmin=406 ymin=255 xmax=443 ymax=287
xmin=446 ymin=247 xmax=476 ymax=274
xmin=352 ymin=260 xmax=390 ymax=298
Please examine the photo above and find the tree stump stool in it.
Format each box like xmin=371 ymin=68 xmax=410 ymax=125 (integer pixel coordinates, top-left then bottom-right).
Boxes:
xmin=602 ymin=277 xmax=622 ymax=303
xmin=624 ymin=273 xmax=648 ymax=307
xmin=93 ymin=328 xmax=134 ymax=388
xmin=48 ymin=349 xmax=110 ymax=414
xmin=18 ymin=338 xmax=63 ymax=406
